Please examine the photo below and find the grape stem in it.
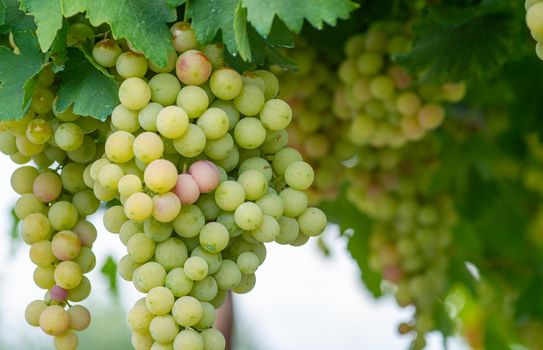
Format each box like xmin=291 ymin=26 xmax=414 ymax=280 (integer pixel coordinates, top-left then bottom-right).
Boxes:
xmin=184 ymin=0 xmax=191 ymax=22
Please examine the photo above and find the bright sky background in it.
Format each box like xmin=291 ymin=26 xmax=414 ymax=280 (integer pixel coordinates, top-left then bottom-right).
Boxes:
xmin=0 ymin=157 xmax=469 ymax=350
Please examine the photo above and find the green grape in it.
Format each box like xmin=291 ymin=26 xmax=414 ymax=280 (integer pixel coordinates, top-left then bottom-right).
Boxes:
xmin=166 ymin=268 xmax=194 ymax=297
xmin=200 ymin=328 xmax=225 ymax=350
xmin=232 ymin=273 xmax=256 ymax=294
xmin=61 ymin=162 xmax=87 ymax=193
xmin=196 ymin=193 xmax=221 ymax=221
xmin=241 ymin=73 xmax=265 ymax=93
xmin=0 ymin=131 xmax=17 ymax=155
xmin=67 ymin=304 xmax=91 ymax=331
xmin=124 ymin=192 xmax=154 ymax=222
xmin=217 ymin=212 xmax=243 ymax=238
xmin=149 ymin=73 xmax=181 ymax=106
xmin=239 ymin=157 xmax=272 ymax=182
xmin=153 ymin=192 xmax=181 ymax=223
xmin=54 ymin=329 xmax=78 ymax=350
xmin=73 ymin=247 xmax=96 ymax=273
xmin=25 ymin=300 xmax=48 ymax=327
xmin=234 ymin=117 xmax=266 ymax=149
xmin=92 ymin=39 xmax=122 ymax=67
xmin=276 ymin=216 xmax=300 ymax=244
xmin=138 ymin=102 xmax=162 ymax=132
xmin=116 ymin=51 xmax=148 ymax=79
xmin=16 ymin=135 xmax=44 ymax=157
xmin=51 ymin=230 xmax=81 ymax=261
xmin=99 ymin=163 xmax=124 ymax=190
xmin=112 ymin=105 xmax=140 ymax=133
xmin=133 ymin=262 xmax=167 ymax=293
xmin=4 ymin=112 xmax=33 ymax=135
xmin=251 ymin=215 xmax=280 ymax=242
xmin=196 ymin=108 xmax=230 ymax=140
xmin=149 ymin=315 xmax=179 ymax=343
xmin=53 ymin=103 xmax=79 ymax=122
xmin=204 ymin=132 xmax=234 ymax=160
xmin=254 ymin=70 xmax=279 ymax=100
xmin=103 ymin=205 xmax=128 ymax=233
xmin=417 ymin=104 xmax=445 ymax=130
xmin=233 ymin=84 xmax=265 ymax=116
xmin=256 ymin=193 xmax=284 ymax=220
xmin=527 ymin=2 xmax=543 ymax=35
xmin=134 ymin=132 xmax=164 ymax=164
xmin=396 ymin=92 xmax=421 ymax=116
xmin=39 ymin=305 xmax=70 ymax=336
xmin=31 ymin=87 xmax=55 ymax=114
xmin=189 ymin=276 xmax=218 ymax=302
xmin=155 ymin=238 xmax=188 ymax=270
xmin=128 ymin=303 xmax=154 ymax=333
xmin=284 ymin=161 xmax=314 ymax=191
xmin=171 ymin=22 xmax=198 ymax=53
xmin=29 ymin=240 xmax=56 ymax=267
xmin=119 ymin=254 xmax=141 ymax=281
xmin=210 ymin=68 xmax=243 ymax=100
xmin=15 ymin=194 xmax=46 ymax=219
xmin=183 ymin=256 xmax=209 ymax=281
xmin=209 ymin=289 xmax=228 ymax=309
xmin=193 ymin=302 xmax=216 ymax=330
xmin=214 ymin=180 xmax=246 ymax=211
xmin=172 ymin=296 xmax=203 ymax=327
xmin=146 ymin=286 xmax=175 ymax=315
xmin=298 ymin=207 xmax=327 ymax=236
xmin=55 ymin=123 xmax=84 ymax=151
xmin=357 ymin=52 xmax=384 ymax=75
xmin=33 ymin=265 xmax=55 ymax=289
xmin=11 ymin=166 xmax=39 ymax=194
xmin=173 ymin=204 xmax=206 ymax=238
xmin=238 ymin=170 xmax=268 ymax=200
xmin=271 ymin=147 xmax=302 ymax=176
xmin=149 ymin=47 xmax=178 ymax=73
xmin=234 ymin=202 xmax=263 ymax=230
xmin=157 ymin=106 xmax=189 ymax=139
xmin=191 ymin=246 xmax=222 ymax=274
xmin=201 ymin=44 xmax=225 ymax=70
xmin=127 ymin=233 xmax=156 ymax=263
xmin=118 ymin=174 xmax=143 ymax=198
xmin=176 ymin=86 xmax=209 ymax=118
xmin=66 ymin=22 xmax=95 ymax=46
xmin=54 ymin=261 xmax=83 ymax=289
xmin=119 ymin=77 xmax=152 ymax=110
xmin=172 ymin=124 xmax=206 ymax=157
xmin=211 ymin=100 xmax=240 ymax=130
xmin=175 ymin=49 xmax=212 ymax=86
xmin=10 ymin=151 xmax=31 ymax=164
xmin=132 ymin=332 xmax=154 ymax=350
xmin=37 ymin=65 xmax=55 ymax=87
xmin=93 ymin=182 xmax=117 ymax=201
xmin=119 ymin=220 xmax=142 ymax=245
xmin=279 ymin=188 xmax=308 ymax=217
xmin=48 ymin=201 xmax=79 ymax=231
xmin=151 ymin=342 xmax=174 ymax=350
xmin=173 ymin=330 xmax=204 ymax=350
xmin=213 ymin=259 xmax=242 ymax=290
xmin=214 ymin=146 xmax=239 ymax=172
xmin=105 ymin=130 xmax=135 ymax=163
xmin=144 ymin=159 xmax=178 ymax=193
xmin=259 ymin=99 xmax=292 ymax=130
xmin=26 ymin=119 xmax=52 ymax=144
xmin=22 ymin=212 xmax=51 ymax=244
xmin=199 ymin=222 xmax=230 ymax=253
xmin=237 ymin=251 xmax=260 ymax=274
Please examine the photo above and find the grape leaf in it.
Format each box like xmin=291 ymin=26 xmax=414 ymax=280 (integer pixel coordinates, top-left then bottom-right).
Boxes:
xmin=397 ymin=0 xmax=521 ymax=83
xmin=50 ymin=19 xmax=68 ymax=70
xmin=241 ymin=0 xmax=358 ymax=37
xmin=0 ymin=1 xmax=6 ymax=26
xmin=83 ymin=0 xmax=176 ymax=67
xmin=61 ymin=0 xmax=85 ymax=17
xmin=100 ymin=255 xmax=118 ymax=293
xmin=166 ymin=0 xmax=185 ymax=8
xmin=0 ymin=31 xmax=44 ymax=121
xmin=20 ymin=0 xmax=63 ymax=52
xmin=233 ymin=2 xmax=250 ymax=60
xmin=0 ymin=0 xmax=36 ymax=34
xmin=56 ymin=48 xmax=118 ymax=120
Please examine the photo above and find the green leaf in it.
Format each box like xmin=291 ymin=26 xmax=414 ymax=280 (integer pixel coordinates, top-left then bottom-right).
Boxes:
xmin=0 ymin=0 xmax=36 ymax=34
xmin=242 ymin=0 xmax=357 ymax=37
xmin=56 ymin=48 xmax=118 ymax=120
xmin=49 ymin=19 xmax=68 ymax=70
xmin=20 ymin=0 xmax=63 ymax=52
xmin=166 ymin=0 xmax=184 ymax=8
xmin=397 ymin=0 xmax=521 ymax=83
xmin=0 ymin=0 xmax=6 ymax=26
xmin=0 ymin=31 xmax=44 ymax=121
xmin=233 ymin=2 xmax=250 ymax=61
xmin=61 ymin=0 xmax=85 ymax=17
xmin=190 ymin=0 xmax=241 ymax=56
xmin=100 ymin=255 xmax=118 ymax=293
xmin=83 ymin=0 xmax=176 ymax=67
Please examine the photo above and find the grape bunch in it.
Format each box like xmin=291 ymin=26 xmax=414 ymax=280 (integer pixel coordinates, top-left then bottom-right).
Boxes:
xmin=0 ymin=64 xmax=104 ymax=349
xmin=346 ymin=142 xmax=456 ymax=349
xmin=334 ymin=21 xmax=466 ymax=148
xmin=526 ymin=0 xmax=543 ymax=60
xmin=87 ymin=22 xmax=327 ymax=350
xmin=274 ymin=43 xmax=355 ymax=204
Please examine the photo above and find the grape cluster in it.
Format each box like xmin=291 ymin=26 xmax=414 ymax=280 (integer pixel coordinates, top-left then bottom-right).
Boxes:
xmin=87 ymin=22 xmax=327 ymax=350
xmin=334 ymin=21 xmax=466 ymax=148
xmin=346 ymin=143 xmax=456 ymax=349
xmin=275 ymin=43 xmax=355 ymax=204
xmin=526 ymin=0 xmax=543 ymax=60
xmin=0 ymin=64 xmax=103 ymax=349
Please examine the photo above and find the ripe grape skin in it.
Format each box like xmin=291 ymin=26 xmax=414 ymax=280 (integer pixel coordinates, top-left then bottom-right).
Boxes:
xmin=173 ymin=124 xmax=206 ymax=157
xmin=153 ymin=192 xmax=182 ymax=223
xmin=39 ymin=305 xmax=70 ymax=336
xmin=234 ymin=117 xmax=266 ymax=149
xmin=196 ymin=108 xmax=230 ymax=140
xmin=176 ymin=86 xmax=209 ymax=118
xmin=298 ymin=207 xmax=328 ymax=236
xmin=234 ymin=202 xmax=264 ymax=230
xmin=175 ymin=50 xmax=212 ymax=86
xmin=259 ymin=99 xmax=292 ymax=131
xmin=105 ymin=130 xmax=135 ymax=163
xmin=150 ymin=315 xmax=179 ymax=343
xmin=214 ymin=180 xmax=245 ymax=211
xmin=124 ymin=192 xmax=154 ymax=222
xmin=284 ymin=161 xmax=315 ymax=191
xmin=116 ymin=51 xmax=148 ymax=79
xmin=92 ymin=39 xmax=122 ymax=67
xmin=166 ymin=268 xmax=194 ymax=297
xmin=149 ymin=73 xmax=181 ymax=106
xmin=173 ymin=204 xmax=206 ymax=238
xmin=171 ymin=22 xmax=198 ymax=53
xmin=238 ymin=170 xmax=268 ymax=201
xmin=119 ymin=77 xmax=152 ymax=110
xmin=172 ymin=296 xmax=203 ymax=327
xmin=144 ymin=159 xmax=178 ymax=193
xmin=189 ymin=160 xmax=220 ymax=193
xmin=156 ymin=106 xmax=189 ymax=139
xmin=200 ymin=222 xmax=230 ymax=253
xmin=210 ymin=68 xmax=243 ymax=100
xmin=25 ymin=300 xmax=48 ymax=327
xmin=233 ymin=84 xmax=265 ymax=116
xmin=67 ymin=305 xmax=91 ymax=331
xmin=146 ymin=286 xmax=175 ymax=316
xmin=184 ymin=256 xmax=209 ymax=281
xmin=155 ymin=238 xmax=188 ymax=271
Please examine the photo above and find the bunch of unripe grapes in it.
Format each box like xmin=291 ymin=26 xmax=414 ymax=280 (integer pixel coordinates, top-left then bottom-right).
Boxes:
xmin=345 ymin=143 xmax=456 ymax=349
xmin=87 ymin=22 xmax=327 ymax=350
xmin=334 ymin=21 xmax=466 ymax=148
xmin=0 ymin=64 xmax=104 ymax=349
xmin=274 ymin=43 xmax=355 ymax=204
xmin=526 ymin=0 xmax=543 ymax=60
